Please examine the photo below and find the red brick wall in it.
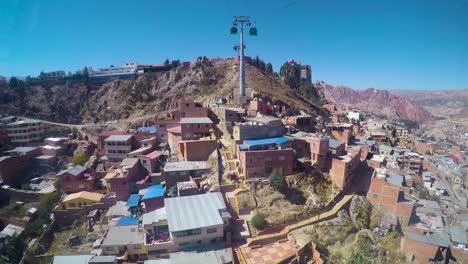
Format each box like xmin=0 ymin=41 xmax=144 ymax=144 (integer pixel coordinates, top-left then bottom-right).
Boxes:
xmin=144 ymin=197 xmax=164 ymax=212
xmin=402 ymin=237 xmax=439 ymax=264
xmin=180 ymin=123 xmax=213 ymax=140
xmin=178 ymin=139 xmax=217 ymax=161
xmin=0 ymin=157 xmax=29 ymax=185
xmin=240 ymin=149 xmax=294 ymax=179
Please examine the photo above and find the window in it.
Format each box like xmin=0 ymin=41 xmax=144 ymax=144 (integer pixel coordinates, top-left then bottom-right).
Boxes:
xmin=133 ymin=244 xmax=142 ymax=250
xmin=160 ymin=134 xmax=164 ymax=138
xmin=211 ymin=238 xmax=217 ymax=244
xmin=179 ymin=242 xmax=190 ymax=247
xmin=197 ymin=240 xmax=202 ymax=244
xmin=279 ymin=155 xmax=286 ymax=161
xmin=197 ymin=124 xmax=201 ymax=129
xmin=172 ymin=228 xmax=202 ymax=237
xmin=207 ymin=227 xmax=217 ymax=233
xmin=105 ymin=246 xmax=115 ymax=252
xmin=265 ymin=157 xmax=272 ymax=161
xmin=148 ymin=249 xmax=168 ymax=255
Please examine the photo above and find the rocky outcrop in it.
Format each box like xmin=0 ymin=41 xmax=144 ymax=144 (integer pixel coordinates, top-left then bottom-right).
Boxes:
xmin=0 ymin=57 xmax=325 ymax=124
xmin=317 ymin=82 xmax=435 ymax=123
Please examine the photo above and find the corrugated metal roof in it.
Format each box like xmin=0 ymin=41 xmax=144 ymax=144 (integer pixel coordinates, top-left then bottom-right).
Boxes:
xmin=407 ymin=232 xmax=450 ymax=247
xmin=126 ymin=194 xmax=140 ymax=207
xmin=104 ymin=134 xmax=133 ymax=142
xmin=329 ymin=139 xmax=344 ymax=149
xmin=102 ymin=225 xmax=143 ymax=246
xmin=450 ymin=225 xmax=467 ymax=244
xmin=89 ymin=256 xmax=116 ymax=263
xmin=106 ymin=201 xmax=130 ymax=217
xmin=142 ymin=184 xmax=164 ymax=200
xmin=244 ymin=136 xmax=289 ymax=147
xmin=58 ymin=165 xmax=87 ymax=176
xmin=137 ymin=127 xmax=157 ymax=133
xmin=180 ymin=117 xmax=213 ymax=124
xmin=117 ymin=216 xmax=139 ymax=226
xmin=165 ymin=192 xmax=226 ymax=232
xmin=142 ymin=207 xmax=167 ymax=225
xmin=53 ymin=255 xmax=94 ymax=264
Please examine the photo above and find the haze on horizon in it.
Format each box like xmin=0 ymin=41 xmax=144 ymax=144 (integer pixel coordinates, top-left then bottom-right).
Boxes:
xmin=1 ymin=0 xmax=467 ymax=90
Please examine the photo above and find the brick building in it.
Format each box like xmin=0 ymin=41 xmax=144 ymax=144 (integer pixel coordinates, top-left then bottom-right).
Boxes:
xmin=105 ymin=135 xmax=137 ymax=164
xmin=330 ymin=151 xmax=361 ymax=189
xmin=177 ymin=139 xmax=217 ymax=161
xmin=180 ymin=117 xmax=213 ymax=140
xmin=238 ymin=136 xmax=294 ymax=180
xmin=104 ymin=158 xmax=145 ymax=200
xmin=328 ymin=123 xmax=353 ymax=144
xmin=402 ymin=152 xmax=423 ymax=176
xmin=57 ymin=165 xmax=95 ymax=193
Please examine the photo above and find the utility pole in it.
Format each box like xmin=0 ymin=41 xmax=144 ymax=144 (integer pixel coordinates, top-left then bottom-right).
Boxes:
xmin=231 ymin=16 xmax=257 ymax=105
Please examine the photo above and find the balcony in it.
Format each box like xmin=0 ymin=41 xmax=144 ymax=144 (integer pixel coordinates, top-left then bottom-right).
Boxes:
xmin=145 ymin=227 xmax=172 ymax=250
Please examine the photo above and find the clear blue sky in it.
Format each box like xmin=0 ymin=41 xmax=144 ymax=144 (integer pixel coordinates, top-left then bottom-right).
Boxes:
xmin=1 ymin=0 xmax=467 ymax=90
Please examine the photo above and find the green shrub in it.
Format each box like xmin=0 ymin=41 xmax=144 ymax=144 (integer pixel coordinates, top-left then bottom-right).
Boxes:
xmin=251 ymin=211 xmax=267 ymax=230
xmin=72 ymin=152 xmax=88 ymax=166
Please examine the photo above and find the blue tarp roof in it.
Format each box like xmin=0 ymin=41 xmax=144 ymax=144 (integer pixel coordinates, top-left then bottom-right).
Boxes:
xmin=142 ymin=185 xmax=165 ymax=200
xmin=244 ymin=136 xmax=289 ymax=147
xmin=116 ymin=216 xmax=139 ymax=226
xmin=126 ymin=194 xmax=140 ymax=207
xmin=137 ymin=127 xmax=157 ymax=134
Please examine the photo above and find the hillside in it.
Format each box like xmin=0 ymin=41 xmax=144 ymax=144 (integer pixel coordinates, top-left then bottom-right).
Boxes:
xmin=316 ymin=82 xmax=435 ymax=123
xmin=0 ymin=57 xmax=325 ymax=124
xmin=391 ymin=89 xmax=468 ymax=118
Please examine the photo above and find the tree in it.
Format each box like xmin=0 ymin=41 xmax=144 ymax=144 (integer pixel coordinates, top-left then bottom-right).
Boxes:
xmin=163 ymin=59 xmax=170 ymax=67
xmin=72 ymin=152 xmax=88 ymax=166
xmin=279 ymin=62 xmax=301 ymax=89
xmin=82 ymin=67 xmax=89 ymax=84
xmin=266 ymin=63 xmax=273 ymax=73
xmin=8 ymin=77 xmax=18 ymax=89
xmin=270 ymin=172 xmax=286 ymax=193
xmin=251 ymin=211 xmax=266 ymax=230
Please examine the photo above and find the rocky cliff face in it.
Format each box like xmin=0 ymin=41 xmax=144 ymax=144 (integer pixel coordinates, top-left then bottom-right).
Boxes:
xmin=317 ymin=82 xmax=435 ymax=122
xmin=391 ymin=89 xmax=468 ymax=119
xmin=0 ymin=57 xmax=325 ymax=124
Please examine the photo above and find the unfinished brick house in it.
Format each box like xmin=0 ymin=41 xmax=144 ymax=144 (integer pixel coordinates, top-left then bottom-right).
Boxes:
xmin=330 ymin=150 xmax=361 ymax=189
xmin=57 ymin=165 xmax=96 ymax=194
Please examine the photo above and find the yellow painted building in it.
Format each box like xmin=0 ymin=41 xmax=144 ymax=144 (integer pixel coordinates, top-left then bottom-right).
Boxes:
xmin=61 ymin=191 xmax=103 ymax=209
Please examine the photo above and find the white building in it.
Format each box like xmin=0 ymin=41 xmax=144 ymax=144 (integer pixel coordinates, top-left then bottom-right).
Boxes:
xmin=143 ymin=192 xmax=230 ymax=257
xmin=347 ymin=111 xmax=361 ymax=122
xmin=88 ymin=62 xmax=138 ymax=80
xmin=6 ymin=119 xmax=44 ymax=143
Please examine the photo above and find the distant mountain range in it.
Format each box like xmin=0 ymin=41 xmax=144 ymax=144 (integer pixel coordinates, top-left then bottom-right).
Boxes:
xmin=390 ymin=89 xmax=468 ymax=119
xmin=316 ymin=82 xmax=436 ymax=123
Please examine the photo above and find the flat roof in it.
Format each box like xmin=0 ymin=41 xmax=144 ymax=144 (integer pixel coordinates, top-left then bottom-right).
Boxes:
xmin=58 ymin=165 xmax=87 ymax=176
xmin=329 ymin=138 xmax=344 ymax=149
xmin=126 ymin=194 xmax=140 ymax=207
xmin=145 ymin=150 xmax=163 ymax=159
xmin=142 ymin=185 xmax=164 ymax=200
xmin=165 ymin=192 xmax=226 ymax=232
xmin=104 ymin=134 xmax=133 ymax=142
xmin=102 ymin=225 xmax=143 ymax=246
xmin=106 ymin=201 xmax=130 ymax=217
xmin=120 ymin=158 xmax=139 ymax=168
xmin=7 ymin=119 xmax=41 ymax=126
xmin=0 ymin=156 xmax=12 ymax=162
xmin=0 ymin=224 xmax=24 ymax=237
xmin=89 ymin=256 xmax=117 ymax=263
xmin=164 ymin=161 xmax=210 ymax=172
xmin=53 ymin=255 xmax=94 ymax=264
xmin=63 ymin=191 xmax=103 ymax=203
xmin=244 ymin=136 xmax=290 ymax=147
xmin=137 ymin=127 xmax=157 ymax=134
xmin=180 ymin=117 xmax=213 ymax=124
xmin=116 ymin=216 xmax=139 ymax=226
xmin=142 ymin=207 xmax=167 ymax=225
xmin=6 ymin=146 xmax=37 ymax=153
xmin=406 ymin=232 xmax=450 ymax=247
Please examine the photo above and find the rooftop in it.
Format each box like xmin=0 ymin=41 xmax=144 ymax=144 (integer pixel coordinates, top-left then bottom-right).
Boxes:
xmin=63 ymin=191 xmax=103 ymax=203
xmin=406 ymin=232 xmax=450 ymax=247
xmin=164 ymin=161 xmax=210 ymax=172
xmin=142 ymin=184 xmax=165 ymax=200
xmin=165 ymin=192 xmax=227 ymax=232
xmin=6 ymin=146 xmax=37 ymax=153
xmin=137 ymin=127 xmax=157 ymax=134
xmin=120 ymin=157 xmax=139 ymax=168
xmin=243 ymin=136 xmax=290 ymax=147
xmin=116 ymin=216 xmax=139 ymax=226
xmin=104 ymin=134 xmax=133 ymax=142
xmin=329 ymin=138 xmax=345 ymax=149
xmin=52 ymin=255 xmax=94 ymax=264
xmin=105 ymin=201 xmax=130 ymax=217
xmin=102 ymin=225 xmax=143 ymax=246
xmin=58 ymin=165 xmax=87 ymax=177
xmin=0 ymin=224 xmax=24 ymax=237
xmin=89 ymin=256 xmax=117 ymax=263
xmin=379 ymin=145 xmax=393 ymax=153
xmin=145 ymin=150 xmax=163 ymax=159
xmin=180 ymin=117 xmax=213 ymax=124
xmin=450 ymin=225 xmax=467 ymax=244
xmin=177 ymin=180 xmax=198 ymax=191
xmin=7 ymin=119 xmax=41 ymax=126
xmin=126 ymin=194 xmax=140 ymax=207
xmin=142 ymin=207 xmax=167 ymax=226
